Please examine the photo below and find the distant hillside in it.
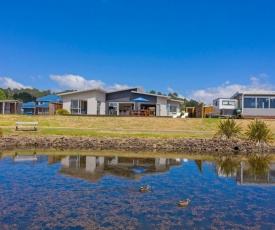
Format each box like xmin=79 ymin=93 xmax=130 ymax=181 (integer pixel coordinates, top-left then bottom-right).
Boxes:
xmin=1 ymin=88 xmax=51 ymax=102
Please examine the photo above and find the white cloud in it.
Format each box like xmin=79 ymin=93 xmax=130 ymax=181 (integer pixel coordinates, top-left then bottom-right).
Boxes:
xmin=0 ymin=77 xmax=32 ymax=89
xmin=49 ymin=74 xmax=132 ymax=92
xmin=49 ymin=74 xmax=105 ymax=90
xmin=188 ymin=74 xmax=274 ymax=105
xmin=107 ymin=84 xmax=132 ymax=91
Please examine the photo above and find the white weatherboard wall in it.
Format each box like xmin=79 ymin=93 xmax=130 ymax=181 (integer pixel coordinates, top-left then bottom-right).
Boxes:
xmin=167 ymin=101 xmax=181 ymax=116
xmin=95 ymin=91 xmax=106 ymax=115
xmin=157 ymin=97 xmax=168 ymax=116
xmin=213 ymin=98 xmax=237 ymax=114
xmin=62 ymin=95 xmax=72 ymax=112
xmin=60 ymin=90 xmax=106 ymax=115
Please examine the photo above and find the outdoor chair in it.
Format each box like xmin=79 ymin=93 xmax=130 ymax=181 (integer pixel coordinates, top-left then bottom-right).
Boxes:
xmin=181 ymin=112 xmax=189 ymax=118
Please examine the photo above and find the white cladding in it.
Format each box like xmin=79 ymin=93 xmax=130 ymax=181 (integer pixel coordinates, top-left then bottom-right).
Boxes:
xmin=61 ymin=90 xmax=106 ymax=115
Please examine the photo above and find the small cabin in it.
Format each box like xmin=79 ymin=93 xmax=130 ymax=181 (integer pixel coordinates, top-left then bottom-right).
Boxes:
xmin=212 ymin=98 xmax=238 ymax=118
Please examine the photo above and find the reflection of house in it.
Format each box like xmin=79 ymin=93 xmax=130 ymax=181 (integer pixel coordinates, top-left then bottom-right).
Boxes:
xmin=21 ymin=94 xmax=63 ymax=115
xmin=58 ymin=87 xmax=183 ymax=117
xmin=213 ymin=161 xmax=275 ymax=185
xmin=235 ymin=162 xmax=275 ymax=185
xmin=59 ymin=156 xmax=182 ymax=181
xmin=0 ymin=100 xmax=22 ymax=114
xmin=231 ymin=91 xmax=275 ymax=118
xmin=59 ymin=156 xmax=105 ymax=181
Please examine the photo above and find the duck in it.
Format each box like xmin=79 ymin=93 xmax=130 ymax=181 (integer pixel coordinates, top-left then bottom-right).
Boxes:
xmin=139 ymin=185 xmax=150 ymax=192
xmin=178 ymin=198 xmax=190 ymax=207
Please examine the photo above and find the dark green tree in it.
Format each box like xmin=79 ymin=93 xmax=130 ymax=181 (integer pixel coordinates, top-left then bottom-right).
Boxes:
xmin=0 ymin=89 xmax=7 ymax=99
xmin=185 ymin=99 xmax=199 ymax=107
xmin=13 ymin=92 xmax=36 ymax=103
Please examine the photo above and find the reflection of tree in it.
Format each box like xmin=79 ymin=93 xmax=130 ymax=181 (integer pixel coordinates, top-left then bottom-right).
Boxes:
xmin=246 ymin=154 xmax=272 ymax=179
xmin=216 ymin=157 xmax=241 ymax=177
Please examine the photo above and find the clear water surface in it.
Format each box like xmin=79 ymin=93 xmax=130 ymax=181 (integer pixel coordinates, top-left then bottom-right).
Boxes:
xmin=0 ymin=153 xmax=275 ymax=229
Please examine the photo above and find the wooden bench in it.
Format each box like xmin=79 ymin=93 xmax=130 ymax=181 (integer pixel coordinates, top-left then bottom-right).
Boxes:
xmin=15 ymin=122 xmax=38 ymax=131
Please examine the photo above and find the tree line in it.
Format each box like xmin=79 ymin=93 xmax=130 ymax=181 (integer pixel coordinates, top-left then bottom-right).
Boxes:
xmin=148 ymin=90 xmax=200 ymax=109
xmin=0 ymin=88 xmax=52 ymax=103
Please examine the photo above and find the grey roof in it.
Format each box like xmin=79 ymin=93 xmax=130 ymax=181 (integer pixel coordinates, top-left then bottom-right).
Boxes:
xmin=57 ymin=88 xmax=107 ymax=96
xmin=231 ymin=91 xmax=275 ymax=98
xmin=0 ymin=100 xmax=20 ymax=103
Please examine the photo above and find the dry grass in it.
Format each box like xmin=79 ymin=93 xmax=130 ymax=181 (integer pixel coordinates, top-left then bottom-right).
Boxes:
xmin=0 ymin=114 xmax=275 ymax=139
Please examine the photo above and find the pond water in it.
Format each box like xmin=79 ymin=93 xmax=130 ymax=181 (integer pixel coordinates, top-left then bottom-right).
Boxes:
xmin=0 ymin=153 xmax=275 ymax=229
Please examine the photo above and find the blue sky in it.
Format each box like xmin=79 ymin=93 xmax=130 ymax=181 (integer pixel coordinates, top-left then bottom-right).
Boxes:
xmin=0 ymin=0 xmax=275 ymax=104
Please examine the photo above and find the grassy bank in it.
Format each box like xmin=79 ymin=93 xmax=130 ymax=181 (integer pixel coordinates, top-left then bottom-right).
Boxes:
xmin=1 ymin=114 xmax=275 ymax=140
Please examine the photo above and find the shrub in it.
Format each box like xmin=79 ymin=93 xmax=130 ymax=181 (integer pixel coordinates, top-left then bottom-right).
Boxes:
xmin=56 ymin=109 xmax=70 ymax=115
xmin=245 ymin=119 xmax=273 ymax=146
xmin=215 ymin=157 xmax=240 ymax=177
xmin=247 ymin=153 xmax=272 ymax=178
xmin=214 ymin=118 xmax=242 ymax=139
xmin=0 ymin=128 xmax=3 ymax=136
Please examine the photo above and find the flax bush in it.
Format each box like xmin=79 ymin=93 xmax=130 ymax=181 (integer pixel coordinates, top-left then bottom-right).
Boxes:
xmin=247 ymin=153 xmax=272 ymax=178
xmin=56 ymin=109 xmax=70 ymax=115
xmin=245 ymin=119 xmax=273 ymax=146
xmin=214 ymin=118 xmax=242 ymax=139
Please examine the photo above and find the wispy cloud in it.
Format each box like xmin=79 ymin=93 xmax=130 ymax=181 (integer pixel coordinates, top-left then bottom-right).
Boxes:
xmin=50 ymin=74 xmax=132 ymax=92
xmin=107 ymin=83 xmax=132 ymax=91
xmin=30 ymin=75 xmax=42 ymax=82
xmin=167 ymin=87 xmax=185 ymax=99
xmin=0 ymin=76 xmax=32 ymax=89
xmin=188 ymin=74 xmax=274 ymax=105
xmin=49 ymin=74 xmax=105 ymax=90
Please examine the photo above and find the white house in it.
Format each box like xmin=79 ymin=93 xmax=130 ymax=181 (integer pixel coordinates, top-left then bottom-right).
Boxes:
xmin=58 ymin=87 xmax=183 ymax=117
xmin=231 ymin=91 xmax=275 ymax=118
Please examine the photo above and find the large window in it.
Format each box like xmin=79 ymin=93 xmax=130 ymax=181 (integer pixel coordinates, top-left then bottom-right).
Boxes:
xmin=244 ymin=97 xmax=256 ymax=108
xmin=170 ymin=105 xmax=177 ymax=113
xmin=257 ymin=98 xmax=269 ymax=109
xmin=270 ymin=98 xmax=275 ymax=108
xmin=222 ymin=100 xmax=236 ymax=106
xmin=109 ymin=102 xmax=118 ymax=115
xmin=97 ymin=101 xmax=101 ymax=115
xmin=71 ymin=100 xmax=81 ymax=114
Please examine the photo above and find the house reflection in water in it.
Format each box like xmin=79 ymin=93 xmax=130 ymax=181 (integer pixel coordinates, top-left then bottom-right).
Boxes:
xmin=59 ymin=156 xmax=182 ymax=181
xmin=213 ymin=161 xmax=275 ymax=185
xmin=236 ymin=162 xmax=275 ymax=185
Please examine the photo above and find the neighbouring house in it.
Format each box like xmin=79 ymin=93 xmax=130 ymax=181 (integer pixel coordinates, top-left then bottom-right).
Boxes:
xmin=0 ymin=100 xmax=22 ymax=114
xmin=58 ymin=87 xmax=183 ymax=117
xmin=185 ymin=104 xmax=213 ymax=118
xmin=194 ymin=103 xmax=213 ymax=118
xmin=36 ymin=94 xmax=63 ymax=115
xmin=21 ymin=102 xmax=36 ymax=115
xmin=212 ymin=98 xmax=238 ymax=118
xmin=231 ymin=91 xmax=275 ymax=118
xmin=21 ymin=94 xmax=63 ymax=115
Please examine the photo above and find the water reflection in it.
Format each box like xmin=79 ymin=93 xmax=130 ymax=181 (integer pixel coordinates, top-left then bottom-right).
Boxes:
xmin=214 ymin=157 xmax=241 ymax=178
xmin=9 ymin=153 xmax=275 ymax=185
xmin=59 ymin=156 xmax=182 ymax=181
xmin=0 ymin=153 xmax=275 ymax=229
xmin=213 ymin=154 xmax=275 ymax=185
